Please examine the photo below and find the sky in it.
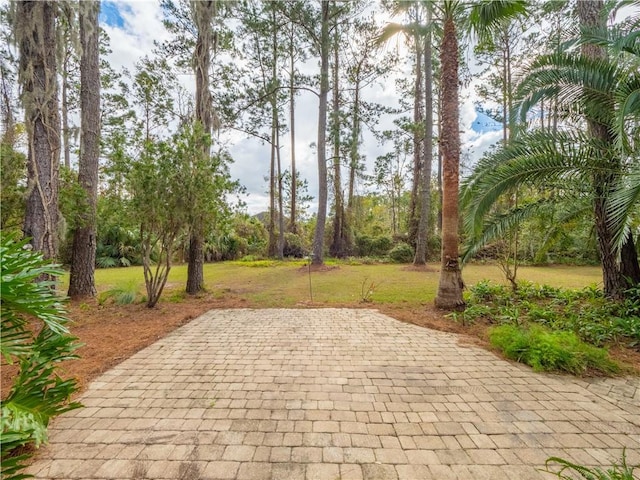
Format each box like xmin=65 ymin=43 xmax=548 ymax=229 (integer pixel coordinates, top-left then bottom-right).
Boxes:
xmin=98 ymin=1 xmax=502 ymax=215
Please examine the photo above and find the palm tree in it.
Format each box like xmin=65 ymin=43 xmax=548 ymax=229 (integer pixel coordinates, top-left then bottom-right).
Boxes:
xmin=434 ymin=0 xmax=528 ymax=309
xmin=434 ymin=2 xmax=464 ymax=308
xmin=462 ymin=6 xmax=640 ymax=299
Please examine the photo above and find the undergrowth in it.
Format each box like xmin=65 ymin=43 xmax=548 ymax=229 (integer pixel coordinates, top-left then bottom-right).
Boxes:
xmin=460 ymin=281 xmax=639 ymax=374
xmin=98 ymin=280 xmax=138 ymax=305
xmin=490 ymin=325 xmax=619 ymax=375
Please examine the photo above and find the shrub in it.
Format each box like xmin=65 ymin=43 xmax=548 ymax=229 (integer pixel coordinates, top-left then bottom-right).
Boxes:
xmin=356 ymin=235 xmax=393 ymax=257
xmin=283 ymin=232 xmax=307 ymax=258
xmin=489 ymin=324 xmax=619 ymax=375
xmin=0 ymin=235 xmax=81 ymax=479
xmin=388 ymin=243 xmax=414 ymax=263
xmin=371 ymin=236 xmax=393 ymax=256
xmin=355 ymin=235 xmax=374 ymax=257
xmin=464 ymin=281 xmax=640 ymax=350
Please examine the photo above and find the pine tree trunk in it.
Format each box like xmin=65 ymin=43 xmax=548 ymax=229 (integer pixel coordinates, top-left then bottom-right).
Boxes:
xmin=276 ymin=118 xmax=285 ymax=260
xmin=435 ymin=13 xmax=464 ymax=309
xmin=68 ymin=0 xmax=100 ymax=299
xmin=348 ymin=79 xmax=360 ymax=210
xmin=312 ymin=0 xmax=330 ymax=266
xmin=415 ymin=12 xmax=433 ymax=266
xmin=407 ymin=37 xmax=423 ymax=249
xmin=18 ymin=1 xmax=61 ymax=262
xmin=268 ymin=101 xmax=277 ymax=257
xmin=289 ymin=21 xmax=297 ymax=234
xmin=187 ymin=0 xmax=214 ymax=294
xmin=186 ymin=233 xmax=204 ymax=294
xmin=330 ymin=23 xmax=344 ymax=258
xmin=62 ymin=52 xmax=71 ymax=170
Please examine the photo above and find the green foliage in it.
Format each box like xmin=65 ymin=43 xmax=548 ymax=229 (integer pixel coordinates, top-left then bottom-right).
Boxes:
xmin=95 ymin=197 xmax=140 ymax=268
xmin=208 ymin=232 xmax=248 ymax=261
xmin=489 ymin=324 xmax=619 ymax=375
xmin=356 ymin=235 xmax=393 ymax=257
xmin=0 ymin=235 xmax=81 ymax=479
xmin=464 ymin=281 xmax=640 ymax=350
xmin=545 ymin=449 xmax=637 ymax=480
xmin=388 ymin=242 xmax=414 ymax=263
xmin=283 ymin=232 xmax=308 ymax=258
xmin=0 ymin=143 xmax=26 ymax=234
xmin=98 ymin=281 xmax=138 ymax=305
xmin=462 ymin=19 xmax=640 ymax=296
xmin=58 ymin=166 xmax=92 ymax=265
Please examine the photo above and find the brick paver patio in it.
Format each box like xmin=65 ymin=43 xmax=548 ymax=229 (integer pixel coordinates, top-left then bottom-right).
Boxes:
xmin=25 ymin=309 xmax=640 ymax=479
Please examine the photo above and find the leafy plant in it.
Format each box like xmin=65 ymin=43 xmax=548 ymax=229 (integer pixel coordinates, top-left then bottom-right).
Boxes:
xmin=545 ymin=449 xmax=637 ymax=479
xmin=1 ymin=235 xmax=81 ymax=479
xmin=489 ymin=324 xmax=619 ymax=375
xmin=388 ymin=242 xmax=414 ymax=263
xmin=464 ymin=281 xmax=640 ymax=351
xmin=98 ymin=281 xmax=139 ymax=305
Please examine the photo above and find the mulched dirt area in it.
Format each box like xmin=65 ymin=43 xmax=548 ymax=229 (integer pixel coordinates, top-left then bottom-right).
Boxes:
xmin=2 ymin=294 xmax=638 ymax=400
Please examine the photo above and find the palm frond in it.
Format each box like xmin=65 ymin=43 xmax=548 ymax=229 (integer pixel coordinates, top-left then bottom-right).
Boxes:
xmin=614 ymin=73 xmax=640 ymax=153
xmin=462 ymin=199 xmax=550 ymax=264
xmin=608 ymin=165 xmax=640 ymax=255
xmin=516 ymin=53 xmax=620 ymax=126
xmin=462 ymin=130 xmax=595 ymax=235
xmin=468 ymin=0 xmax=528 ymax=43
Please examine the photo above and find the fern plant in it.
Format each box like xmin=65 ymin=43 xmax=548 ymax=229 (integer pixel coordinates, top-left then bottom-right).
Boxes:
xmin=1 ymin=234 xmax=82 ymax=479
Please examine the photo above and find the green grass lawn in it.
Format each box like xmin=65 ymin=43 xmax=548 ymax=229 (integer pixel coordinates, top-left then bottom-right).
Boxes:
xmin=59 ymin=261 xmax=604 ymax=307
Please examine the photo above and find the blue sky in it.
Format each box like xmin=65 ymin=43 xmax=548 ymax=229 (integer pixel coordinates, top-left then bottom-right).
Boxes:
xmin=471 ymin=111 xmax=502 ymax=135
xmin=99 ymin=1 xmax=128 ymax=29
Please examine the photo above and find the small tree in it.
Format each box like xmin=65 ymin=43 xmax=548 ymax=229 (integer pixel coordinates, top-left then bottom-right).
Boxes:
xmin=128 ymin=138 xmax=182 ymax=308
xmin=128 ymin=123 xmax=234 ymax=308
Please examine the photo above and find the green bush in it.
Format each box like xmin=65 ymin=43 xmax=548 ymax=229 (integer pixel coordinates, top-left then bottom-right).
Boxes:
xmin=489 ymin=324 xmax=619 ymax=375
xmin=355 ymin=235 xmax=374 ymax=257
xmin=356 ymin=235 xmax=393 ymax=257
xmin=371 ymin=236 xmax=393 ymax=256
xmin=388 ymin=243 xmax=414 ymax=263
xmin=1 ymin=235 xmax=82 ymax=479
xmin=283 ymin=232 xmax=307 ymax=258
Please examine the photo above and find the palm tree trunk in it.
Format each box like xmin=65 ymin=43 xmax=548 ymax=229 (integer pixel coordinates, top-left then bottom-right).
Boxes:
xmin=621 ymin=233 xmax=640 ymax=286
xmin=577 ymin=0 xmax=631 ymax=299
xmin=435 ymin=13 xmax=464 ymax=309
